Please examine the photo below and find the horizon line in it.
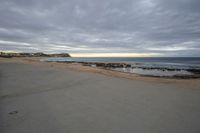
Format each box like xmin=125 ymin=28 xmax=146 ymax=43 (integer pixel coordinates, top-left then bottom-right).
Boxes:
xmin=1 ymin=51 xmax=200 ymax=58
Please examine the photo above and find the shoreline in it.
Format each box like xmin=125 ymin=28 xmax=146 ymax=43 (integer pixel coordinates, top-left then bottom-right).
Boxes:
xmin=45 ymin=60 xmax=200 ymax=79
xmin=1 ymin=57 xmax=200 ymax=90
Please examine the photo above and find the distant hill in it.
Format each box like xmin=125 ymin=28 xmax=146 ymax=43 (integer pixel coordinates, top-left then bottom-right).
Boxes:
xmin=0 ymin=52 xmax=71 ymax=58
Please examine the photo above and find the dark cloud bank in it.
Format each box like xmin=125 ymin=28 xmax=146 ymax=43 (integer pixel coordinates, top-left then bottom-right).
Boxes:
xmin=0 ymin=0 xmax=200 ymax=56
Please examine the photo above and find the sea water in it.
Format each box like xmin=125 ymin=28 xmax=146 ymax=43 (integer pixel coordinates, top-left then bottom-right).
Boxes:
xmin=45 ymin=57 xmax=200 ymax=77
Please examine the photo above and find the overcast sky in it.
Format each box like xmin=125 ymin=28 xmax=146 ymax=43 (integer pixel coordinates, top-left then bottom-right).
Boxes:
xmin=0 ymin=0 xmax=200 ymax=57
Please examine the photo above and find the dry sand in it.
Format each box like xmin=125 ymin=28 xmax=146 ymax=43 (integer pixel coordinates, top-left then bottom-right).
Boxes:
xmin=0 ymin=57 xmax=200 ymax=133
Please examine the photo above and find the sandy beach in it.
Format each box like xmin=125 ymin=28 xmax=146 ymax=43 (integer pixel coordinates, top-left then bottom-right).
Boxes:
xmin=0 ymin=57 xmax=200 ymax=133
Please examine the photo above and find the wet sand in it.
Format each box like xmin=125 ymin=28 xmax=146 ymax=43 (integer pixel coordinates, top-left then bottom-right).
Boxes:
xmin=0 ymin=57 xmax=200 ymax=133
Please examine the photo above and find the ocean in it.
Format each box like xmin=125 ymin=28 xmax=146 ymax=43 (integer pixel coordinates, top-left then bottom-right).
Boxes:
xmin=44 ymin=57 xmax=200 ymax=77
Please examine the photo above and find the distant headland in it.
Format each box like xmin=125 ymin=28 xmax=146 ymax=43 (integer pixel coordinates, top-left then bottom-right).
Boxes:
xmin=0 ymin=52 xmax=70 ymax=58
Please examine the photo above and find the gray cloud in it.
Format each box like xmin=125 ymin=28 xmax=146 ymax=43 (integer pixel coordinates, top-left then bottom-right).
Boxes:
xmin=0 ymin=0 xmax=200 ymax=56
